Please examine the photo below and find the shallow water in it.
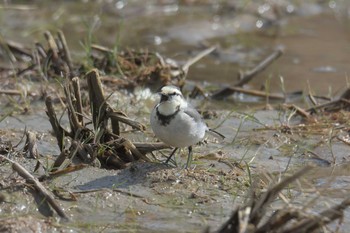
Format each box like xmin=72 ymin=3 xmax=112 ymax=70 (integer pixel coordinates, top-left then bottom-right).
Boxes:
xmin=1 ymin=1 xmax=350 ymax=96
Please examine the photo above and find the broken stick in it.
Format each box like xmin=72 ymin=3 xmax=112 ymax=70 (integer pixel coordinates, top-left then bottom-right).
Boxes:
xmin=0 ymin=155 xmax=69 ymax=220
xmin=212 ymin=48 xmax=284 ymax=99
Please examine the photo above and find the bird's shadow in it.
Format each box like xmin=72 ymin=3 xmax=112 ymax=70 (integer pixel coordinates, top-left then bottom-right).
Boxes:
xmin=75 ymin=162 xmax=171 ymax=190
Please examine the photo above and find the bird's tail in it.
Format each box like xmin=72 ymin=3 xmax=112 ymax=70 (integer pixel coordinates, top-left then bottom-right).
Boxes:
xmin=207 ymin=128 xmax=225 ymax=140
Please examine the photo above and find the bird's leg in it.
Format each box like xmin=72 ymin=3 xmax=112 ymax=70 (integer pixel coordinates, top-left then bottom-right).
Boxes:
xmin=185 ymin=146 xmax=193 ymax=169
xmin=165 ymin=148 xmax=178 ymax=164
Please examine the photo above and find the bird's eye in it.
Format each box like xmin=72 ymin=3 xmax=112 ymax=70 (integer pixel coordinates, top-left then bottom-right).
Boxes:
xmin=169 ymin=92 xmax=180 ymax=96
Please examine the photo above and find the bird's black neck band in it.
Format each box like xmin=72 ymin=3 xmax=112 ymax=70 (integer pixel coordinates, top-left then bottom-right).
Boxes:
xmin=156 ymin=106 xmax=180 ymax=126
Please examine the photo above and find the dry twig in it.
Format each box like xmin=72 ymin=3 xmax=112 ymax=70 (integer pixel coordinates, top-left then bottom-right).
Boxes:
xmin=212 ymin=48 xmax=284 ymax=100
xmin=215 ymin=165 xmax=350 ymax=233
xmin=306 ymin=88 xmax=350 ymax=112
xmin=0 ymin=155 xmax=69 ymax=220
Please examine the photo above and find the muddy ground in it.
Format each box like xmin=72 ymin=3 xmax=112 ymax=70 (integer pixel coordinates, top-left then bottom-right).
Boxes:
xmin=1 ymin=1 xmax=350 ymax=232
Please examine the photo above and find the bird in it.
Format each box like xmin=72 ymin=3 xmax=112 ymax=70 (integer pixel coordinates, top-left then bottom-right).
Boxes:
xmin=150 ymin=85 xmax=224 ymax=168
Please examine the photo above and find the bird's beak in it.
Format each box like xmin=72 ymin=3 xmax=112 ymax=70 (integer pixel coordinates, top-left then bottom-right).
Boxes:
xmin=160 ymin=93 xmax=169 ymax=102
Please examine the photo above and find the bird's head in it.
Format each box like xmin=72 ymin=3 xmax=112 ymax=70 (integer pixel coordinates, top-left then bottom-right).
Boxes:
xmin=159 ymin=85 xmax=183 ymax=102
xmin=156 ymin=85 xmax=187 ymax=115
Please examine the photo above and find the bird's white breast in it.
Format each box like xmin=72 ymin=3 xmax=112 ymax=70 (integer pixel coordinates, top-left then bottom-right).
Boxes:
xmin=150 ymin=105 xmax=207 ymax=148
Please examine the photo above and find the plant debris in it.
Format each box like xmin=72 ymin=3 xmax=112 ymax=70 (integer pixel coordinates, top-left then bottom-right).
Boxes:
xmin=211 ymin=166 xmax=350 ymax=233
xmin=45 ymin=69 xmax=169 ymax=171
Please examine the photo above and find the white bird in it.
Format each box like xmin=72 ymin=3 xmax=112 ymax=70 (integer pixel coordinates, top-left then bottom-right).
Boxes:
xmin=150 ymin=85 xmax=224 ymax=168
